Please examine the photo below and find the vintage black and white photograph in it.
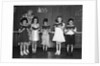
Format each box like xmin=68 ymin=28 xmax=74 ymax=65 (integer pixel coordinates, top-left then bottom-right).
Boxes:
xmin=13 ymin=5 xmax=82 ymax=59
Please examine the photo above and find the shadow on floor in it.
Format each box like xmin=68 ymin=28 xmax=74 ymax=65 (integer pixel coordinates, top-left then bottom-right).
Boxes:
xmin=13 ymin=46 xmax=82 ymax=59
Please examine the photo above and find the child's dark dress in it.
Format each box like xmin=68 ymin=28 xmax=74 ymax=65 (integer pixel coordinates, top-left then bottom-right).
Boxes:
xmin=19 ymin=26 xmax=29 ymax=42
xmin=65 ymin=25 xmax=76 ymax=45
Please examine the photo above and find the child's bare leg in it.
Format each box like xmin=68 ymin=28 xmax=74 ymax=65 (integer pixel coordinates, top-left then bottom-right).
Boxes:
xmin=71 ymin=45 xmax=73 ymax=53
xmin=26 ymin=42 xmax=29 ymax=53
xmin=27 ymin=42 xmax=30 ymax=53
xmin=67 ymin=45 xmax=70 ymax=52
xmin=55 ymin=42 xmax=59 ymax=55
xmin=43 ymin=45 xmax=45 ymax=50
xmin=20 ymin=43 xmax=23 ymax=56
xmin=45 ymin=45 xmax=48 ymax=51
xmin=20 ymin=43 xmax=22 ymax=52
xmin=59 ymin=43 xmax=61 ymax=51
xmin=35 ymin=41 xmax=37 ymax=52
xmin=56 ymin=43 xmax=59 ymax=52
xmin=23 ymin=43 xmax=27 ymax=55
xmin=58 ymin=42 xmax=61 ymax=55
xmin=32 ymin=41 xmax=35 ymax=52
xmin=32 ymin=41 xmax=37 ymax=53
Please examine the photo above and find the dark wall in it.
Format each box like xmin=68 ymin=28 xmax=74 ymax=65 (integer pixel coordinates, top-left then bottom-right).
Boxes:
xmin=13 ymin=5 xmax=82 ymax=48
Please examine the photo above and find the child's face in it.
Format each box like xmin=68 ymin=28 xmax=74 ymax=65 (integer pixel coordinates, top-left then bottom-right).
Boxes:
xmin=57 ymin=17 xmax=62 ymax=23
xmin=69 ymin=20 xmax=74 ymax=25
xmin=44 ymin=22 xmax=48 ymax=26
xmin=22 ymin=20 xmax=27 ymax=26
xmin=34 ymin=18 xmax=38 ymax=24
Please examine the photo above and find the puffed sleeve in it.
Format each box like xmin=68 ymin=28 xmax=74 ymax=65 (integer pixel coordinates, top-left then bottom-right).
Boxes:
xmin=61 ymin=23 xmax=65 ymax=29
xmin=74 ymin=27 xmax=77 ymax=32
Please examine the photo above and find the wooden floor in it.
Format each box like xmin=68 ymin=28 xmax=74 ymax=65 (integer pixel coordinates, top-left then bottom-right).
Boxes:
xmin=13 ymin=46 xmax=82 ymax=59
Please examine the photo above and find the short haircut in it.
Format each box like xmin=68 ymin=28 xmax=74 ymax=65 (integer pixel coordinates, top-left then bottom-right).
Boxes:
xmin=20 ymin=17 xmax=28 ymax=24
xmin=67 ymin=18 xmax=74 ymax=25
xmin=43 ymin=18 xmax=48 ymax=24
xmin=55 ymin=16 xmax=63 ymax=22
xmin=68 ymin=18 xmax=74 ymax=22
xmin=32 ymin=16 xmax=39 ymax=23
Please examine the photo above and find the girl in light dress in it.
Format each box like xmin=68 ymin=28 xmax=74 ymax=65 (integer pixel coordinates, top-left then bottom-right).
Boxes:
xmin=64 ymin=18 xmax=77 ymax=53
xmin=31 ymin=16 xmax=40 ymax=53
xmin=52 ymin=16 xmax=65 ymax=55
xmin=41 ymin=18 xmax=51 ymax=51
xmin=18 ymin=18 xmax=30 ymax=56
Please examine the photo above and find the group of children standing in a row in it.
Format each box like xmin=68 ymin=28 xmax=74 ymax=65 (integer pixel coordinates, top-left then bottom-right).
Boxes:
xmin=18 ymin=10 xmax=77 ymax=56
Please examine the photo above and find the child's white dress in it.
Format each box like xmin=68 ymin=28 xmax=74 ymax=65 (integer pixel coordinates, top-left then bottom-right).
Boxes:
xmin=53 ymin=23 xmax=65 ymax=42
xmin=31 ymin=24 xmax=39 ymax=41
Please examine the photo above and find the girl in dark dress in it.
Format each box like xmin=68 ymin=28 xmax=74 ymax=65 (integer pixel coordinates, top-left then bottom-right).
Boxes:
xmin=18 ymin=17 xmax=30 ymax=56
xmin=64 ymin=18 xmax=77 ymax=53
xmin=21 ymin=10 xmax=34 ymax=54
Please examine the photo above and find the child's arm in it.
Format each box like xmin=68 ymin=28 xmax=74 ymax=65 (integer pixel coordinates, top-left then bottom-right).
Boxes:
xmin=27 ymin=28 xmax=30 ymax=33
xmin=50 ymin=31 xmax=54 ymax=34
xmin=30 ymin=24 xmax=33 ymax=31
xmin=37 ymin=24 xmax=41 ymax=33
xmin=64 ymin=28 xmax=69 ymax=34
xmin=18 ymin=28 xmax=22 ymax=33
xmin=73 ymin=27 xmax=77 ymax=33
xmin=40 ymin=27 xmax=44 ymax=33
xmin=50 ymin=25 xmax=55 ymax=34
xmin=49 ymin=28 xmax=54 ymax=34
xmin=18 ymin=28 xmax=25 ymax=33
xmin=27 ymin=28 xmax=31 ymax=37
xmin=64 ymin=28 xmax=67 ymax=33
xmin=61 ymin=23 xmax=65 ymax=29
xmin=48 ymin=28 xmax=51 ymax=33
xmin=63 ymin=23 xmax=65 ymax=28
xmin=39 ymin=28 xmax=42 ymax=34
